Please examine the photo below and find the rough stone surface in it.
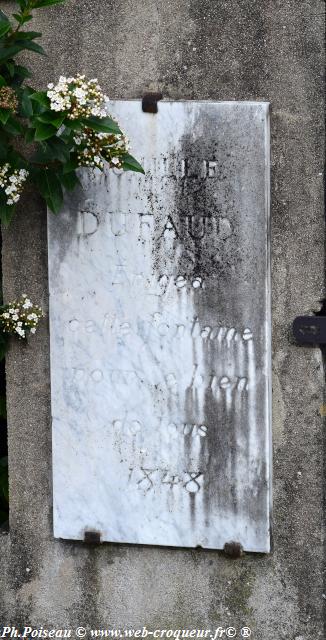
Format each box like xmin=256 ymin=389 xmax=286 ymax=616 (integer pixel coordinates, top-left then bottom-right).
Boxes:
xmin=0 ymin=0 xmax=325 ymax=637
xmin=48 ymin=101 xmax=271 ymax=551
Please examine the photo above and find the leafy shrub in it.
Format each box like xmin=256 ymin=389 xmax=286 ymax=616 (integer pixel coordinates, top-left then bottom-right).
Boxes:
xmin=0 ymin=0 xmax=143 ymax=225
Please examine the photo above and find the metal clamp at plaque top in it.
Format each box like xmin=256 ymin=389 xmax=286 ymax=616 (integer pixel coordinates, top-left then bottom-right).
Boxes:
xmin=142 ymin=92 xmax=163 ymax=114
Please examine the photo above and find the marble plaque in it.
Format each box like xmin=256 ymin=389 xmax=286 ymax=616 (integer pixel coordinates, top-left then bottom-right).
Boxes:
xmin=48 ymin=101 xmax=271 ymax=552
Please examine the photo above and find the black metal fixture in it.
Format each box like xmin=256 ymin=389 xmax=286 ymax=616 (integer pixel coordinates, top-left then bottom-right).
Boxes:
xmin=142 ymin=92 xmax=163 ymax=114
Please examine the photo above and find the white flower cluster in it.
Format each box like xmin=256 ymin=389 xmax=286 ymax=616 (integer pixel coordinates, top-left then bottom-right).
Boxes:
xmin=47 ymin=75 xmax=108 ymax=119
xmin=0 ymin=295 xmax=43 ymax=339
xmin=74 ymin=130 xmax=130 ymax=170
xmin=0 ymin=164 xmax=29 ymax=206
xmin=46 ymin=75 xmax=136 ymax=173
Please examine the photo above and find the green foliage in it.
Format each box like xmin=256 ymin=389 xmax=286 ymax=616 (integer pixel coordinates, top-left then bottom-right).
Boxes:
xmin=121 ymin=153 xmax=145 ymax=174
xmin=0 ymin=2 xmax=145 ymax=524
xmin=82 ymin=116 xmax=122 ymax=135
xmin=0 ymin=3 xmax=145 ymax=523
xmin=0 ymin=0 xmax=144 ymax=224
xmin=33 ymin=167 xmax=63 ymax=213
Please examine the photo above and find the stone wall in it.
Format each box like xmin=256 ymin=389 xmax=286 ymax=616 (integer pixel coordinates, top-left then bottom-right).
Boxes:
xmin=0 ymin=1 xmax=325 ymax=638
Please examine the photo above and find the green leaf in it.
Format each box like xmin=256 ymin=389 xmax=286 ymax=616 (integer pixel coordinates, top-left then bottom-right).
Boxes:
xmin=33 ymin=169 xmax=63 ymax=214
xmin=19 ymin=89 xmax=34 ymax=117
xmin=34 ymin=121 xmax=57 ymax=141
xmin=0 ymin=201 xmax=16 ymax=227
xmin=82 ymin=116 xmax=122 ymax=135
xmin=13 ymin=64 xmax=32 ymax=81
xmin=62 ymin=157 xmax=79 ymax=174
xmin=38 ymin=111 xmax=66 ymax=128
xmin=16 ymin=1 xmax=28 ymax=10
xmin=32 ymin=0 xmax=66 ymax=7
xmin=12 ymin=13 xmax=24 ymax=24
xmin=59 ymin=127 xmax=74 ymax=145
xmin=19 ymin=40 xmax=46 ymax=56
xmin=13 ymin=15 xmax=33 ymax=26
xmin=0 ymin=35 xmax=43 ymax=65
xmin=11 ymin=31 xmax=42 ymax=41
xmin=0 ymin=75 xmax=6 ymax=88
xmin=0 ymin=46 xmax=25 ymax=64
xmin=63 ymin=119 xmax=82 ymax=132
xmin=0 ymin=108 xmax=10 ymax=125
xmin=46 ymin=138 xmax=71 ymax=161
xmin=30 ymin=91 xmax=50 ymax=108
xmin=59 ymin=170 xmax=80 ymax=191
xmin=3 ymin=116 xmax=23 ymax=136
xmin=30 ymin=102 xmax=44 ymax=117
xmin=33 ymin=137 xmax=70 ymax=163
xmin=5 ymin=62 xmax=15 ymax=78
xmin=6 ymin=147 xmax=27 ymax=168
xmin=0 ymin=22 xmax=10 ymax=39
xmin=25 ymin=127 xmax=35 ymax=143
xmin=120 ymin=153 xmax=145 ymax=174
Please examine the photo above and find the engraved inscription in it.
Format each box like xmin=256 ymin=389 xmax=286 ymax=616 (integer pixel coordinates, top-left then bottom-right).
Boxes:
xmin=48 ymin=101 xmax=271 ymax=550
xmin=68 ymin=314 xmax=253 ymax=345
xmin=76 ymin=210 xmax=234 ymax=248
xmin=77 ymin=210 xmax=99 ymax=236
xmin=110 ymin=417 xmax=208 ymax=438
xmin=69 ymin=366 xmax=249 ymax=394
xmin=129 ymin=468 xmax=204 ymax=494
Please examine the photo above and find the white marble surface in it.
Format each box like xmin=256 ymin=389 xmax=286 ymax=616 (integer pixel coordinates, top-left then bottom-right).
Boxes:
xmin=48 ymin=101 xmax=271 ymax=552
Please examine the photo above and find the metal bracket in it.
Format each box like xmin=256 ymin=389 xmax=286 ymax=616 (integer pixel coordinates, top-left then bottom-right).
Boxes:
xmin=293 ymin=316 xmax=326 ymax=345
xmin=84 ymin=530 xmax=101 ymax=544
xmin=223 ymin=541 xmax=244 ymax=558
xmin=142 ymin=92 xmax=163 ymax=114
